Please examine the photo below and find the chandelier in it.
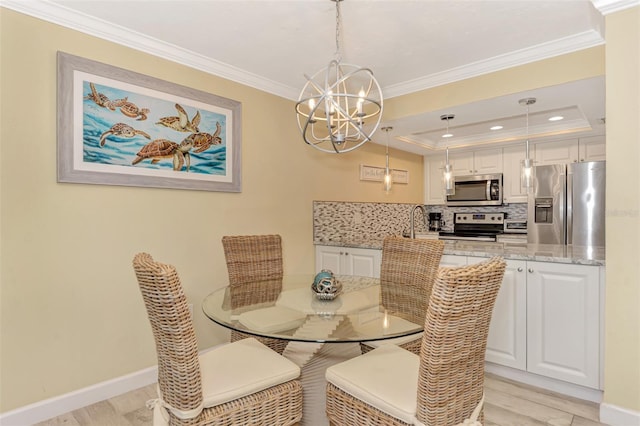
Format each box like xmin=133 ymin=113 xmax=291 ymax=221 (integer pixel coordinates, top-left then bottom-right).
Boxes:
xmin=295 ymin=0 xmax=383 ymax=153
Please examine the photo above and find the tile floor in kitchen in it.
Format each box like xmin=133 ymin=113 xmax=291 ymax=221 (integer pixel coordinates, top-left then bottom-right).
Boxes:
xmin=34 ymin=373 xmax=605 ymax=426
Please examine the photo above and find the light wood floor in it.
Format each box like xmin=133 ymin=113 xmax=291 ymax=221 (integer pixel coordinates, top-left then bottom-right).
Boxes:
xmin=35 ymin=373 xmax=605 ymax=426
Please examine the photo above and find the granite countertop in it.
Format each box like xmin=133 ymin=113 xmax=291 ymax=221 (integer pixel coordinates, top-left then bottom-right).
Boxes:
xmin=314 ymin=235 xmax=605 ymax=266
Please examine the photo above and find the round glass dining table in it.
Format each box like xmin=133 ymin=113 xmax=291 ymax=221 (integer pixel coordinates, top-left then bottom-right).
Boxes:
xmin=201 ymin=274 xmax=424 ymax=344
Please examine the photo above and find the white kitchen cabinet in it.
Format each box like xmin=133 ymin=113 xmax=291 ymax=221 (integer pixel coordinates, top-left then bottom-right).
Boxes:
xmin=441 ymin=255 xmax=601 ymax=389
xmin=424 ymin=155 xmax=446 ymax=205
xmin=502 ymin=145 xmax=528 ymax=204
xmin=315 ymin=245 xmax=381 ymax=278
xmin=449 ymin=148 xmax=503 ymax=176
xmin=534 ymin=136 xmax=605 ymax=165
xmin=526 ymin=261 xmax=600 ymax=389
xmin=578 ymin=135 xmax=606 ymax=162
xmin=468 ymin=257 xmax=528 ymax=370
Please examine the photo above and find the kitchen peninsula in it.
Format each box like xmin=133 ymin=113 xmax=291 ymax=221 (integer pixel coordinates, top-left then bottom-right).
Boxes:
xmin=313 ymin=200 xmax=606 ymax=404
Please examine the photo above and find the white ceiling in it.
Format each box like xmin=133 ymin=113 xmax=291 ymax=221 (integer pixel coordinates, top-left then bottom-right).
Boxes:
xmin=3 ymin=0 xmax=634 ymax=154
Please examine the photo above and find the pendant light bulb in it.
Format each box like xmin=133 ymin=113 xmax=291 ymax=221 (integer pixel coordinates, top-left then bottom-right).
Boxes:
xmin=382 ymin=126 xmax=393 ymax=193
xmin=519 ymin=98 xmax=536 ymax=192
xmin=440 ymin=114 xmax=455 ymax=196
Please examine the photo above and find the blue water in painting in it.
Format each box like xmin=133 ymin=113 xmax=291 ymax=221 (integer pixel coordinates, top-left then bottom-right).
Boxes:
xmin=82 ymin=81 xmax=227 ymax=175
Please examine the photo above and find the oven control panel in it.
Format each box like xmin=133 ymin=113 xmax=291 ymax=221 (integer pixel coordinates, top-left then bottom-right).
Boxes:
xmin=454 ymin=212 xmax=505 ymax=225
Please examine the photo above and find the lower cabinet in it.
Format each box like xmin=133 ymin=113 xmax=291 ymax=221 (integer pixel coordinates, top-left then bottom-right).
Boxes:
xmin=461 ymin=256 xmax=602 ymax=389
xmin=315 ymin=245 xmax=381 ymax=278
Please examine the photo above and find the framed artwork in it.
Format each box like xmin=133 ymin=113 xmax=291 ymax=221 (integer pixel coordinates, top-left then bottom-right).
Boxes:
xmin=57 ymin=51 xmax=242 ymax=192
xmin=359 ymin=165 xmax=409 ymax=184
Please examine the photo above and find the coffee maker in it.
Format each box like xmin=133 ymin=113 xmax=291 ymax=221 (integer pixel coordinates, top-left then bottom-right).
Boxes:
xmin=428 ymin=212 xmax=445 ymax=232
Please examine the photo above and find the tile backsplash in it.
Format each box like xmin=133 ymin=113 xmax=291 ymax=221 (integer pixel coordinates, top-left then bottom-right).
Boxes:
xmin=313 ymin=201 xmax=527 ymax=243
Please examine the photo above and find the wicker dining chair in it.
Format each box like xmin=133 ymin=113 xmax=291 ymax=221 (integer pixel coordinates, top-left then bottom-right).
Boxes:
xmin=133 ymin=253 xmax=303 ymax=426
xmin=360 ymin=236 xmax=444 ymax=355
xmin=222 ymin=234 xmax=288 ymax=354
xmin=326 ymin=257 xmax=507 ymax=426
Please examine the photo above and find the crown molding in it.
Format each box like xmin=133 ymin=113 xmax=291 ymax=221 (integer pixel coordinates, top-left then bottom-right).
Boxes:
xmin=384 ymin=30 xmax=605 ymax=99
xmin=0 ymin=0 xmax=300 ymax=100
xmin=2 ymin=0 xmax=612 ymax=101
xmin=592 ymin=0 xmax=640 ymax=15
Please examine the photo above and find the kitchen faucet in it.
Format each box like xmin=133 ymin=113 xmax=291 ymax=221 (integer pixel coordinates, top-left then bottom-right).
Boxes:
xmin=410 ymin=204 xmax=427 ymax=239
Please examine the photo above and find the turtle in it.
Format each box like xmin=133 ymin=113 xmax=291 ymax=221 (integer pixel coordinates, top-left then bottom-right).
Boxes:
xmin=84 ymin=82 xmax=127 ymax=111
xmin=131 ymin=138 xmax=194 ymax=171
xmin=119 ymin=101 xmax=150 ymax=121
xmin=156 ymin=103 xmax=200 ymax=132
xmin=99 ymin=123 xmax=151 ymax=147
xmin=180 ymin=122 xmax=222 ymax=153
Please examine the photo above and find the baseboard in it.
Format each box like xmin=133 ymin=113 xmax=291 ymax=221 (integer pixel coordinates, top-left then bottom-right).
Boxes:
xmin=0 ymin=366 xmax=158 ymax=426
xmin=484 ymin=362 xmax=604 ymax=403
xmin=600 ymin=403 xmax=640 ymax=426
xmin=0 ymin=345 xmax=222 ymax=426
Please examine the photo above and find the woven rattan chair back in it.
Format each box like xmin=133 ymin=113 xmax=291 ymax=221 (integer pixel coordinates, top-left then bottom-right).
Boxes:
xmin=221 ymin=234 xmax=288 ymax=353
xmin=132 ymin=252 xmax=202 ymax=415
xmin=379 ymin=236 xmax=445 ymax=324
xmin=416 ymin=257 xmax=506 ymax=425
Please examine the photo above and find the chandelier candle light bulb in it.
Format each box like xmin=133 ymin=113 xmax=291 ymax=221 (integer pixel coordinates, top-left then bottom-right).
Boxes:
xmin=441 ymin=114 xmax=455 ymax=195
xmin=382 ymin=126 xmax=393 ymax=193
xmin=519 ymin=97 xmax=536 ymax=192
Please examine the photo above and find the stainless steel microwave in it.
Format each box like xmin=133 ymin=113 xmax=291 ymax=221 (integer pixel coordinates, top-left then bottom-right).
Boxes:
xmin=446 ymin=173 xmax=503 ymax=206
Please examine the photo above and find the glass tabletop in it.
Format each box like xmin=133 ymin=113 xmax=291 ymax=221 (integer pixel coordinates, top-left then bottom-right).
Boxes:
xmin=202 ymin=274 xmax=424 ymax=343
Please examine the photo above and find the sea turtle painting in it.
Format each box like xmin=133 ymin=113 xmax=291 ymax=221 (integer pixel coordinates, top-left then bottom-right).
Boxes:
xmin=84 ymin=82 xmax=127 ymax=111
xmin=119 ymin=101 xmax=150 ymax=121
xmin=156 ymin=103 xmax=201 ymax=132
xmin=99 ymin=123 xmax=151 ymax=147
xmin=131 ymin=138 xmax=195 ymax=171
xmin=180 ymin=122 xmax=223 ymax=153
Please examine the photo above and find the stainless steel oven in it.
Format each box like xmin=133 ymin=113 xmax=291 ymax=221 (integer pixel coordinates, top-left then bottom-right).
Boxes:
xmin=439 ymin=212 xmax=505 ymax=242
xmin=446 ymin=174 xmax=503 ymax=207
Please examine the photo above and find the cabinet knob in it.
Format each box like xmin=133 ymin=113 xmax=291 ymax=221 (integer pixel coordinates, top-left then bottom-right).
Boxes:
xmin=339 ymin=252 xmax=344 ymax=255
xmin=528 ymin=268 xmax=534 ymax=273
xmin=345 ymin=252 xmax=349 ymax=255
xmin=580 ymin=158 xmax=585 ymax=162
xmin=517 ymin=267 xmax=523 ymax=272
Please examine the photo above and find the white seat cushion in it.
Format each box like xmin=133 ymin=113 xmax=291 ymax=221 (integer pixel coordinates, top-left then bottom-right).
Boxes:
xmin=326 ymin=344 xmax=419 ymax=424
xmin=238 ymin=306 xmax=306 ymax=333
xmin=199 ymin=337 xmax=300 ymax=407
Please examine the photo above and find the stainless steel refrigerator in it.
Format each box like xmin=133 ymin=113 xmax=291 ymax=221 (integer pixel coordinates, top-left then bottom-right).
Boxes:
xmin=527 ymin=161 xmax=605 ymax=246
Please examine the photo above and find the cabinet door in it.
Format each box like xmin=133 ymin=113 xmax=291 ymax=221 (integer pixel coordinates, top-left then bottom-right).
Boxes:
xmin=477 ymin=258 xmax=527 ymax=370
xmin=526 ymin=261 xmax=600 ymax=388
xmin=502 ymin=145 xmax=528 ymax=204
xmin=315 ymin=246 xmax=344 ymax=274
xmin=534 ymin=139 xmax=579 ymax=165
xmin=474 ymin=148 xmax=503 ymax=174
xmin=424 ymin=155 xmax=445 ymax=205
xmin=578 ymin=136 xmax=606 ymax=162
xmin=343 ymin=247 xmax=381 ymax=278
xmin=450 ymin=151 xmax=475 ymax=176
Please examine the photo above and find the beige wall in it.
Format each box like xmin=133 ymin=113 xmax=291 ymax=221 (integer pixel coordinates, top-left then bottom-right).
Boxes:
xmin=1 ymin=4 xmax=638 ymax=418
xmin=603 ymin=6 xmax=640 ymax=413
xmin=0 ymin=10 xmax=424 ymax=411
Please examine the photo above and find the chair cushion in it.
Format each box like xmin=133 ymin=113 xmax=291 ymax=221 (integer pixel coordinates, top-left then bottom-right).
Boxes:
xmin=326 ymin=344 xmax=419 ymax=424
xmin=354 ymin=314 xmax=423 ymax=347
xmin=238 ymin=306 xmax=306 ymax=333
xmin=200 ymin=337 xmax=300 ymax=408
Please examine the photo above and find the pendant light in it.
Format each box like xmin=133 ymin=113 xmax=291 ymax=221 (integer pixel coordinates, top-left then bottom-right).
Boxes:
xmin=519 ymin=97 xmax=536 ymax=192
xmin=382 ymin=126 xmax=393 ymax=193
xmin=295 ymin=0 xmax=383 ymax=153
xmin=441 ymin=114 xmax=455 ymax=196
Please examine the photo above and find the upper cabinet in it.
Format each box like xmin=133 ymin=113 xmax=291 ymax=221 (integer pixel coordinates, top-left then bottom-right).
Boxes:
xmin=424 ymin=154 xmax=446 ymax=205
xmin=534 ymin=136 xmax=605 ymax=165
xmin=502 ymin=145 xmax=528 ymax=204
xmin=449 ymin=148 xmax=503 ymax=176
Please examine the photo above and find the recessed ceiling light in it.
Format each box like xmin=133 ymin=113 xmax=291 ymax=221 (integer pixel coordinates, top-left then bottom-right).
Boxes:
xmin=548 ymin=116 xmax=564 ymax=121
xmin=442 ymin=133 xmax=453 ymax=138
xmin=490 ymin=125 xmax=503 ymax=130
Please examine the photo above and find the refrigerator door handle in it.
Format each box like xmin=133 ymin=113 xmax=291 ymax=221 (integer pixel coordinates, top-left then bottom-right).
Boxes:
xmin=566 ymin=171 xmax=572 ymax=245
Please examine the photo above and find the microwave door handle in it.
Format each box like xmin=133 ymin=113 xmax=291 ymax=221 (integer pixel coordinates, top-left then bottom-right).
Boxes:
xmin=486 ymin=180 xmax=491 ymax=201
xmin=566 ymin=172 xmax=572 ymax=244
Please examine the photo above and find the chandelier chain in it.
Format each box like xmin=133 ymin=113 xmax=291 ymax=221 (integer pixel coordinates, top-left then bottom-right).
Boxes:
xmin=334 ymin=0 xmax=342 ymax=61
